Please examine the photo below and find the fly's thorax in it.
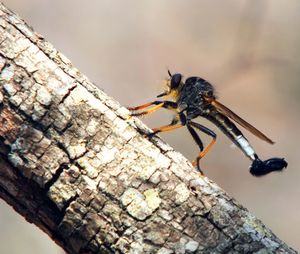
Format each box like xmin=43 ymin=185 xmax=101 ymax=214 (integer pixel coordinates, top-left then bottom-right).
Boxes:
xmin=197 ymin=80 xmax=215 ymax=98
xmin=176 ymin=77 xmax=215 ymax=116
xmin=185 ymin=76 xmax=215 ymax=98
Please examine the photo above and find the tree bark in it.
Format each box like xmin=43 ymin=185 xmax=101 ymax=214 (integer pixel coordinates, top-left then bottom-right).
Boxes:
xmin=0 ymin=3 xmax=296 ymax=254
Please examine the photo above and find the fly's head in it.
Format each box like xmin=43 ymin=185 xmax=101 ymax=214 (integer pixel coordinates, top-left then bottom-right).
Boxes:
xmin=157 ymin=70 xmax=183 ymax=99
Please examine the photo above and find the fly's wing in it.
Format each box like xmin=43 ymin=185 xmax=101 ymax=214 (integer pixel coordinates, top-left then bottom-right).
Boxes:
xmin=210 ymin=99 xmax=274 ymax=144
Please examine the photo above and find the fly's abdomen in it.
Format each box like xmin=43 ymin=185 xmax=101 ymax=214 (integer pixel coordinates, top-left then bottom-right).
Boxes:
xmin=205 ymin=110 xmax=256 ymax=161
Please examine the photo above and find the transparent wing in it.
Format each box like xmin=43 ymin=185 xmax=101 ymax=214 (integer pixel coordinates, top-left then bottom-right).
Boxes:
xmin=210 ymin=98 xmax=274 ymax=144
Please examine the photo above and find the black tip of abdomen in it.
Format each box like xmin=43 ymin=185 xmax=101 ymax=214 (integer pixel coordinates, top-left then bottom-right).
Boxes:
xmin=250 ymin=158 xmax=288 ymax=176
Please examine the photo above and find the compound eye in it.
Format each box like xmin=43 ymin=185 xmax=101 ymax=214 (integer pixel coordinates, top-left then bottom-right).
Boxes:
xmin=171 ymin=73 xmax=182 ymax=89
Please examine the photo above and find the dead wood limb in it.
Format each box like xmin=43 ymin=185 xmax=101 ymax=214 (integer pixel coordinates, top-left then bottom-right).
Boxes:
xmin=0 ymin=3 xmax=296 ymax=254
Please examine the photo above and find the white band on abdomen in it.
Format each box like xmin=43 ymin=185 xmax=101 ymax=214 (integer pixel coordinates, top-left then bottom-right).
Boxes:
xmin=236 ymin=135 xmax=256 ymax=160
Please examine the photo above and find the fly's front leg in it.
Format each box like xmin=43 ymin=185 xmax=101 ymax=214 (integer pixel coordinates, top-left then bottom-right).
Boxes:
xmin=127 ymin=101 xmax=164 ymax=117
xmin=128 ymin=101 xmax=177 ymax=117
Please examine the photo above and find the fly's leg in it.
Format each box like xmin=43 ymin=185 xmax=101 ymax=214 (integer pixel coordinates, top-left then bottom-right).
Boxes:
xmin=128 ymin=101 xmax=177 ymax=117
xmin=148 ymin=113 xmax=186 ymax=138
xmin=187 ymin=125 xmax=204 ymax=152
xmin=150 ymin=123 xmax=183 ymax=137
xmin=188 ymin=121 xmax=216 ymax=174
xmin=128 ymin=101 xmax=164 ymax=117
xmin=186 ymin=124 xmax=204 ymax=174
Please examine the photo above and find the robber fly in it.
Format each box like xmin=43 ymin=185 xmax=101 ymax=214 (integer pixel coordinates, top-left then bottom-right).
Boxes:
xmin=128 ymin=71 xmax=287 ymax=176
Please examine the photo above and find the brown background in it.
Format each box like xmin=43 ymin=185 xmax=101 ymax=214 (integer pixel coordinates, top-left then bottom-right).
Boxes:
xmin=1 ymin=1 xmax=299 ymax=253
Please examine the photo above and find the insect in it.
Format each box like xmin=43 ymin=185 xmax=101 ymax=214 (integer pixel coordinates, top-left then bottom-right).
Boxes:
xmin=128 ymin=71 xmax=288 ymax=176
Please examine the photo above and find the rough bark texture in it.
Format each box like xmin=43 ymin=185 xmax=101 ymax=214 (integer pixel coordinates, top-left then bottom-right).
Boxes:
xmin=0 ymin=3 xmax=296 ymax=254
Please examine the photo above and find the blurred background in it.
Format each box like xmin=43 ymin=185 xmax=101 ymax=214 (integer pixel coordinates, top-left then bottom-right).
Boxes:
xmin=1 ymin=0 xmax=299 ymax=253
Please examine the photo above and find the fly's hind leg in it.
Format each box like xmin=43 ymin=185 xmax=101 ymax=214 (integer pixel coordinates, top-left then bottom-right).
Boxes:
xmin=187 ymin=124 xmax=204 ymax=174
xmin=187 ymin=121 xmax=217 ymax=174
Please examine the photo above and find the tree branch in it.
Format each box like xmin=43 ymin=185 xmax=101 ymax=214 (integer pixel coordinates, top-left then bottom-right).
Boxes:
xmin=0 ymin=3 xmax=296 ymax=254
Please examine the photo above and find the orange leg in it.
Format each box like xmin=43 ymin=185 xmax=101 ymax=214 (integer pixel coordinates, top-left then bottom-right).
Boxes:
xmin=192 ymin=137 xmax=216 ymax=174
xmin=152 ymin=123 xmax=183 ymax=134
xmin=128 ymin=101 xmax=178 ymax=118
xmin=127 ymin=102 xmax=155 ymax=111
xmin=128 ymin=99 xmax=178 ymax=116
xmin=187 ymin=121 xmax=216 ymax=175
xmin=129 ymin=102 xmax=165 ymax=117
